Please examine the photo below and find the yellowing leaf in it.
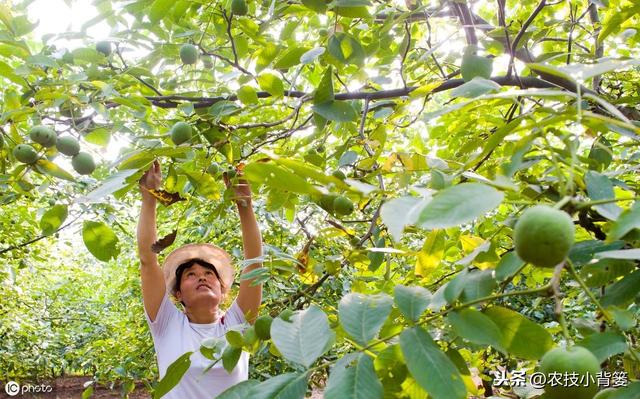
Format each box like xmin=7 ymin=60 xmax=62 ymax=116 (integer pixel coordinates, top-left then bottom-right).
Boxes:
xmin=460 ymin=235 xmax=483 ymax=253
xmin=415 ymin=229 xmax=445 ymax=277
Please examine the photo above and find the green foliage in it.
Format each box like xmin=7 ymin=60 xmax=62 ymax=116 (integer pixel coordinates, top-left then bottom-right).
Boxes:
xmin=400 ymin=326 xmax=466 ymax=399
xmin=254 ymin=315 xmax=273 ymax=340
xmin=81 ymin=221 xmax=119 ymax=262
xmin=338 ymin=293 xmax=392 ymax=346
xmin=153 ymin=352 xmax=192 ymax=399
xmin=39 ymin=204 xmax=68 ymax=236
xmin=270 ymin=305 xmax=334 ymax=368
xmin=460 ymin=46 xmax=493 ymax=82
xmin=324 ymin=353 xmax=382 ymax=399
xmin=1 ymin=0 xmax=640 ymax=397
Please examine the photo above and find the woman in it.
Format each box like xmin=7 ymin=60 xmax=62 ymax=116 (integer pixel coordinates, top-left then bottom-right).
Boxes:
xmin=136 ymin=160 xmax=262 ymax=398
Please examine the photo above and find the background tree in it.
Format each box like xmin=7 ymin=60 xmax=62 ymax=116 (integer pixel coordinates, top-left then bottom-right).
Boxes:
xmin=0 ymin=0 xmax=639 ymax=398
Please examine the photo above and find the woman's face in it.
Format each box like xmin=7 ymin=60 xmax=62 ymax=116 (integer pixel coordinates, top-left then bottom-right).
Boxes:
xmin=175 ymin=263 xmax=223 ymax=308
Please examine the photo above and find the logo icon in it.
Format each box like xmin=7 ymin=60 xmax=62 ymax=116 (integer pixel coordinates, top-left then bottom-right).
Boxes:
xmin=5 ymin=381 xmax=20 ymax=396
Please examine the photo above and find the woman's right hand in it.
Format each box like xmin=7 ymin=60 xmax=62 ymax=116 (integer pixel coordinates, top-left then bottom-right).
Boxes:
xmin=139 ymin=160 xmax=161 ymax=197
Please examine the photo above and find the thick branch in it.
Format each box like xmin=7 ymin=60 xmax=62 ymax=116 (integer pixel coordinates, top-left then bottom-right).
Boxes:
xmin=451 ymin=1 xmax=477 ymax=46
xmin=468 ymin=12 xmax=599 ymax=96
xmin=143 ymin=76 xmax=556 ymax=108
xmin=374 ymin=7 xmax=451 ymax=23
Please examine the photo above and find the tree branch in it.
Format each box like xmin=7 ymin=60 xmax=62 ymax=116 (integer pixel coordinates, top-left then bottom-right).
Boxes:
xmin=509 ymin=0 xmax=547 ymax=77
xmin=450 ymin=1 xmax=477 ymax=45
xmin=588 ymin=3 xmax=604 ymax=91
xmin=113 ymin=45 xmax=163 ymax=96
xmin=0 ymin=213 xmax=83 ymax=255
xmin=142 ymin=76 xmax=557 ymax=109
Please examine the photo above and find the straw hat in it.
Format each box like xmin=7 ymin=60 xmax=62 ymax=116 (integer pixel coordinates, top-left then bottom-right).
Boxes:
xmin=162 ymin=243 xmax=235 ymax=296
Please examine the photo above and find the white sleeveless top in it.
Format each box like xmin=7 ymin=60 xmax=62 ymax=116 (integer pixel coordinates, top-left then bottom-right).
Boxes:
xmin=145 ymin=293 xmax=249 ymax=398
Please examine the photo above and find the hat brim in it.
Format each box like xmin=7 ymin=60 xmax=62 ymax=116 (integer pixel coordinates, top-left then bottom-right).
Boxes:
xmin=162 ymin=243 xmax=235 ymax=296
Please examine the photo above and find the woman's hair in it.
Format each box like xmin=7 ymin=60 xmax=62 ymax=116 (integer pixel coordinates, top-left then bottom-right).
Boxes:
xmin=174 ymin=258 xmax=228 ymax=297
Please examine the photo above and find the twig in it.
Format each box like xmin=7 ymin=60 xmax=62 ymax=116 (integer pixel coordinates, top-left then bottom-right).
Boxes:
xmin=565 ymin=260 xmax=613 ymax=325
xmin=588 ymin=3 xmax=604 ymax=91
xmin=421 ymin=14 xmax=446 ymax=78
xmin=236 ymin=96 xmax=309 ymax=129
xmin=399 ymin=21 xmax=411 ymax=88
xmin=509 ymin=0 xmax=547 ymax=77
xmin=0 ymin=213 xmax=83 ymax=255
xmin=550 ymin=262 xmax=571 ymax=341
xmin=566 ymin=3 xmax=576 ymax=65
xmin=240 ymin=114 xmax=314 ymax=159
xmin=114 ymin=45 xmax=163 ymax=96
xmin=271 ymin=273 xmax=331 ymax=310
xmin=511 ymin=0 xmax=547 ymax=54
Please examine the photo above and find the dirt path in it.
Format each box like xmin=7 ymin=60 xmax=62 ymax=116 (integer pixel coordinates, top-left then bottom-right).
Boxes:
xmin=0 ymin=377 xmax=149 ymax=399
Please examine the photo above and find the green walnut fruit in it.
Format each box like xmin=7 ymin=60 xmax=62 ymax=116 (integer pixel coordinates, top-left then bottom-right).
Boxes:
xmin=56 ymin=136 xmax=81 ymax=156
xmin=179 ymin=44 xmax=199 ymax=65
xmin=226 ymin=168 xmax=238 ymax=179
xmin=170 ymin=121 xmax=193 ymax=145
xmin=29 ymin=125 xmax=57 ymax=147
xmin=332 ymin=170 xmax=346 ymax=180
xmin=96 ymin=41 xmax=112 ymax=56
xmin=207 ymin=162 xmax=220 ymax=175
xmin=593 ymin=388 xmax=617 ymax=399
xmin=539 ymin=347 xmax=600 ymax=399
xmin=318 ymin=193 xmax=338 ymax=213
xmin=278 ymin=308 xmax=294 ymax=322
xmin=13 ymin=144 xmax=38 ymax=164
xmin=71 ymin=152 xmax=96 ymax=175
xmin=460 ymin=46 xmax=493 ymax=82
xmin=231 ymin=0 xmax=248 ymax=16
xmin=59 ymin=102 xmax=81 ymax=118
xmin=202 ymin=56 xmax=214 ymax=69
xmin=514 ymin=205 xmax=575 ymax=268
xmin=254 ymin=315 xmax=273 ymax=340
xmin=333 ymin=195 xmax=354 ymax=216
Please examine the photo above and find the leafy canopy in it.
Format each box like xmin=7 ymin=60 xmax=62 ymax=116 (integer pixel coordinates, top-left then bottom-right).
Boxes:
xmin=1 ymin=0 xmax=640 ymax=398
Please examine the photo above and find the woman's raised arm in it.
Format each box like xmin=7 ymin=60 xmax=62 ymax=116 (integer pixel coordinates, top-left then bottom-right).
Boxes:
xmin=137 ymin=160 xmax=166 ymax=321
xmin=227 ymin=173 xmax=263 ymax=323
